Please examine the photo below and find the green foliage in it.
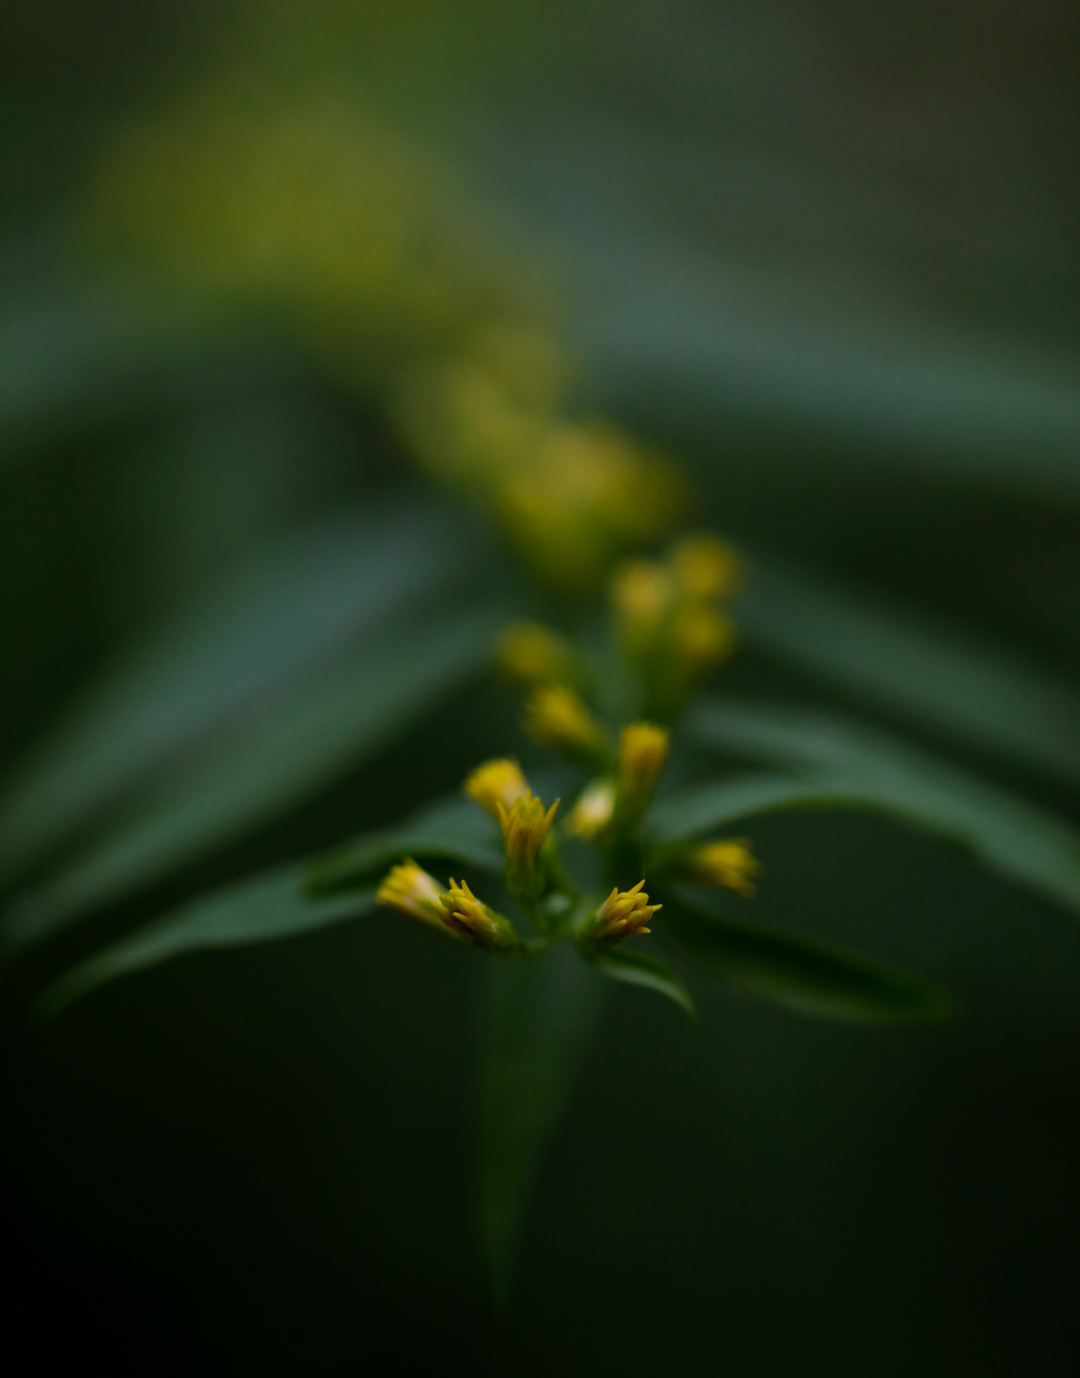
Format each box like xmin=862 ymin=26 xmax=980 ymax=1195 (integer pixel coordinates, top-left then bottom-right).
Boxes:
xmin=4 ymin=59 xmax=1080 ymax=1311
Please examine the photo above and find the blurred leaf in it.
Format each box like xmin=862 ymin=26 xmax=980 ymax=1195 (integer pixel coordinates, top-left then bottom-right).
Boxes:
xmin=305 ymin=793 xmax=503 ymax=897
xmin=679 ymin=698 xmax=1080 ymax=917
xmin=736 ymin=553 xmax=1080 ymax=787
xmin=2 ymin=601 xmax=506 ymax=954
xmin=480 ymin=945 xmax=606 ymax=1298
xmin=591 ymin=945 xmax=696 ymax=1021
xmin=40 ymin=867 xmax=377 ymax=1015
xmin=648 ymin=772 xmax=849 ymax=847
xmin=0 ymin=501 xmax=486 ymax=889
xmin=658 ymin=889 xmax=954 ymax=1023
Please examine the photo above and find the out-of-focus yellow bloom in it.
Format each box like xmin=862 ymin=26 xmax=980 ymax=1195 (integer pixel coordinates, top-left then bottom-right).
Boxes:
xmin=91 ymin=100 xmax=495 ymax=381
xmin=464 ymin=758 xmax=530 ymax=819
xmin=681 ymin=839 xmax=760 ymax=897
xmin=584 ymin=881 xmax=662 ymax=946
xmin=669 ymin=536 xmax=741 ymax=601
xmin=494 ymin=622 xmax=576 ymax=687
xmin=464 ymin=318 xmax=572 ymax=412
xmin=498 ymin=791 xmax=559 ymax=902
xmin=524 ymin=685 xmax=609 ymax=763
xmin=377 ymin=860 xmax=456 ymax=933
xmin=669 ymin=603 xmax=737 ymax=679
xmin=564 ymin=778 xmax=618 ymax=841
xmin=617 ymin=723 xmax=670 ymax=819
xmin=495 ymin=422 xmax=685 ymax=593
xmin=610 ymin=560 xmax=677 ymax=657
xmin=438 ymin=878 xmax=519 ymax=950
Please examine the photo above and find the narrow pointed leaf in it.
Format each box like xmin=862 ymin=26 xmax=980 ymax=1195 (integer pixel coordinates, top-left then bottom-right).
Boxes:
xmin=592 ymin=946 xmax=696 ymax=1021
xmin=0 ymin=501 xmax=487 ymax=889
xmin=2 ymin=603 xmax=505 ymax=953
xmin=736 ymin=553 xmax=1080 ymax=788
xmin=658 ymin=891 xmax=954 ymax=1023
xmin=480 ymin=947 xmax=606 ymax=1297
xmin=41 ymin=868 xmax=377 ymax=1015
xmin=305 ymin=794 xmax=503 ymax=897
xmin=680 ymin=699 xmax=1080 ymax=918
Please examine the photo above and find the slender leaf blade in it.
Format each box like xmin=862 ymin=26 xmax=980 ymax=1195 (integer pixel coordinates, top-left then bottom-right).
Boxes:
xmin=41 ymin=867 xmax=377 ymax=1014
xmin=736 ymin=553 xmax=1080 ymax=788
xmin=658 ymin=890 xmax=954 ymax=1023
xmin=0 ymin=502 xmax=485 ymax=888
xmin=592 ymin=945 xmax=696 ymax=1021
xmin=2 ymin=602 xmax=505 ymax=952
xmin=682 ymin=699 xmax=1080 ymax=918
xmin=480 ymin=946 xmax=607 ymax=1297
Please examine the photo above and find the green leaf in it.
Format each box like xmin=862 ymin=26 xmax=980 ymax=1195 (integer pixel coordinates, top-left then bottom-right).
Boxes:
xmin=648 ymin=772 xmax=850 ymax=847
xmin=592 ymin=945 xmax=696 ymax=1021
xmin=0 ymin=286 xmax=213 ymax=471
xmin=305 ymin=794 xmax=504 ymax=896
xmin=658 ymin=890 xmax=954 ymax=1023
xmin=2 ymin=602 xmax=505 ymax=954
xmin=735 ymin=554 xmax=1080 ymax=788
xmin=0 ymin=501 xmax=487 ymax=889
xmin=677 ymin=699 xmax=1080 ymax=917
xmin=480 ymin=946 xmax=607 ymax=1298
xmin=40 ymin=867 xmax=377 ymax=1015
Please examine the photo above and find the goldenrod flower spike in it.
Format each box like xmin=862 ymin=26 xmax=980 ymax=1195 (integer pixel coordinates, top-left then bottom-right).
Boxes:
xmin=497 ymin=791 xmax=559 ymax=903
xmin=585 ymin=880 xmax=662 ymax=947
xmin=495 ymin=622 xmax=575 ymax=687
xmin=377 ymin=860 xmax=457 ymax=934
xmin=669 ymin=535 xmax=741 ymax=601
xmin=523 ymin=684 xmax=609 ymax=764
xmin=685 ymin=839 xmax=760 ymax=897
xmin=618 ymin=723 xmax=670 ymax=821
xmin=438 ymin=878 xmax=519 ymax=951
xmin=465 ymin=758 xmax=530 ymax=819
xmin=564 ymin=778 xmax=617 ymax=841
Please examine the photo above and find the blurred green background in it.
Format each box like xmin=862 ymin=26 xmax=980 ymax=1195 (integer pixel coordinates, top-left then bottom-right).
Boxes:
xmin=2 ymin=2 xmax=1080 ymax=1372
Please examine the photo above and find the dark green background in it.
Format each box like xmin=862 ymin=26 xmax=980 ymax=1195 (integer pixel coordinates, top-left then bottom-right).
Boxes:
xmin=2 ymin=3 xmax=1080 ymax=1372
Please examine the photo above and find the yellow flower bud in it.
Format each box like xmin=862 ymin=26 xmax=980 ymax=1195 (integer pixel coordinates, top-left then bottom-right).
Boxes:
xmin=584 ymin=880 xmax=662 ymax=946
xmin=682 ymin=839 xmax=760 ymax=897
xmin=377 ymin=860 xmax=456 ymax=933
xmin=617 ymin=722 xmax=670 ymax=817
xmin=497 ymin=791 xmax=559 ymax=902
xmin=669 ymin=535 xmax=741 ymax=601
xmin=610 ymin=559 xmax=677 ymax=658
xmin=523 ymin=685 xmax=609 ymax=763
xmin=438 ymin=878 xmax=519 ymax=950
xmin=494 ymin=621 xmax=576 ymax=687
xmin=464 ymin=758 xmax=530 ymax=820
xmin=669 ymin=603 xmax=736 ymax=678
xmin=564 ymin=778 xmax=617 ymax=841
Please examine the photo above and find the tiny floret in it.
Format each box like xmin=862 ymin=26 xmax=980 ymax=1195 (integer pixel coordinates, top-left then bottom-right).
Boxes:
xmin=618 ymin=722 xmax=670 ymax=816
xmin=564 ymin=777 xmax=617 ymax=841
xmin=438 ymin=878 xmax=518 ymax=950
xmin=377 ymin=860 xmax=451 ymax=931
xmin=669 ymin=603 xmax=736 ymax=677
xmin=465 ymin=758 xmax=530 ymax=819
xmin=684 ymin=839 xmax=760 ymax=897
xmin=498 ymin=790 xmax=559 ymax=902
xmin=495 ymin=621 xmax=575 ymax=686
xmin=610 ymin=559 xmax=676 ymax=657
xmin=669 ymin=535 xmax=741 ymax=601
xmin=524 ymin=684 xmax=608 ymax=763
xmin=585 ymin=880 xmax=662 ymax=946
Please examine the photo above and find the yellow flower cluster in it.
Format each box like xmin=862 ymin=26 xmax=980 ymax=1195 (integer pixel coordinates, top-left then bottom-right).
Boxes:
xmin=397 ymin=325 xmax=686 ymax=592
xmin=611 ymin=534 xmax=740 ymax=715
